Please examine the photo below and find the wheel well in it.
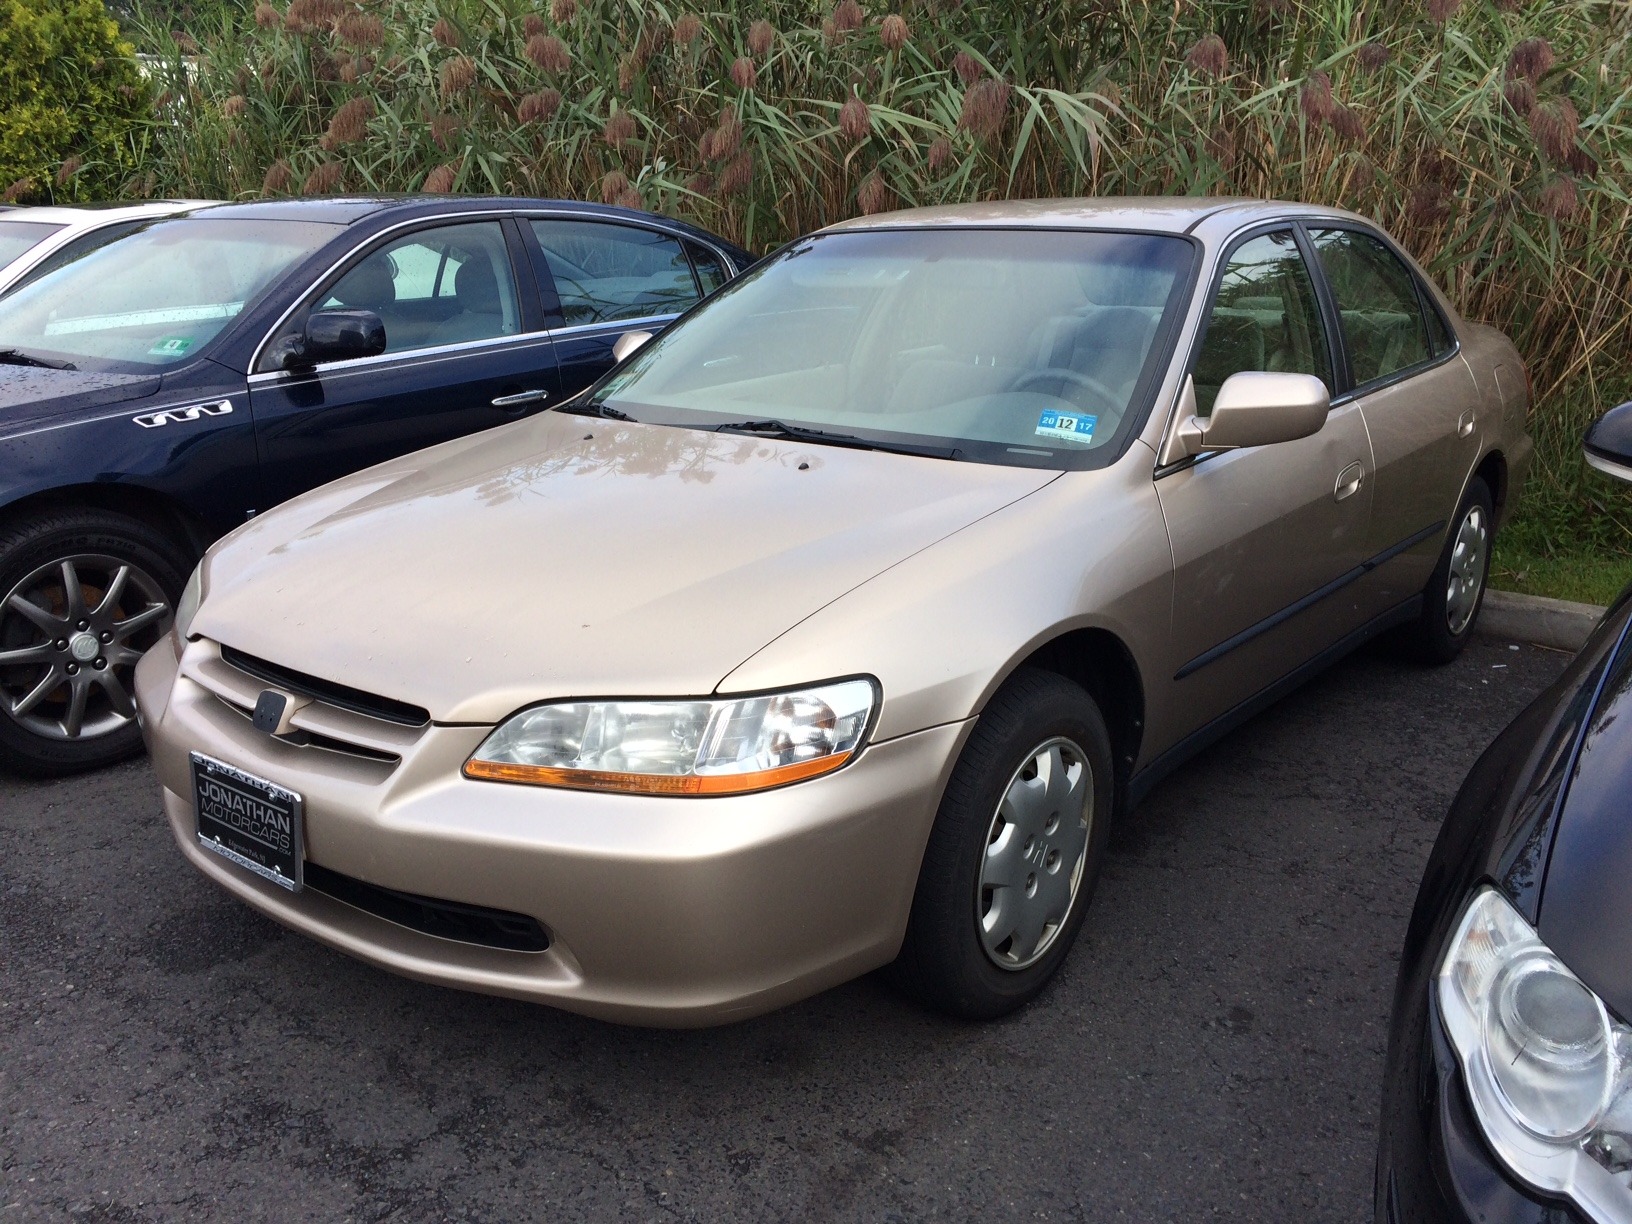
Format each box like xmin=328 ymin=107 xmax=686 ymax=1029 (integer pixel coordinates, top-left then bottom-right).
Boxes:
xmin=0 ymin=484 xmax=213 ymax=560
xmin=1475 ymin=451 xmax=1508 ymax=519
xmin=1014 ymin=628 xmax=1145 ymax=792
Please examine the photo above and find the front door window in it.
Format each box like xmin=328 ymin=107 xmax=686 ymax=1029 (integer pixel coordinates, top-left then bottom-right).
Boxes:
xmin=1192 ymin=230 xmax=1331 ymax=414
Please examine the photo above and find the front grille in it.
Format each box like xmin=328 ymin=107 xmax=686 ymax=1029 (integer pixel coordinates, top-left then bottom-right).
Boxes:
xmin=302 ymin=861 xmax=550 ymax=953
xmin=220 ymin=645 xmax=430 ymax=727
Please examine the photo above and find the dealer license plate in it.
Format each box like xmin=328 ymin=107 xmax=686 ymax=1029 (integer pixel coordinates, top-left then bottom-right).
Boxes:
xmin=191 ymin=752 xmax=304 ymax=892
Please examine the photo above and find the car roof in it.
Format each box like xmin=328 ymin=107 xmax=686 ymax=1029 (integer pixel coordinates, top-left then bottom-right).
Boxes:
xmin=819 ymin=196 xmax=1364 ymax=236
xmin=184 ymin=195 xmax=731 ymax=233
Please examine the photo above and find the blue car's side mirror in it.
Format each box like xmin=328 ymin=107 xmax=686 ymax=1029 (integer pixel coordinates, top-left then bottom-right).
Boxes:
xmin=1585 ymin=401 xmax=1632 ymax=483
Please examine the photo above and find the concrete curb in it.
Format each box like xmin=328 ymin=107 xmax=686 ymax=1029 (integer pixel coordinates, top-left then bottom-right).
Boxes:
xmin=1476 ymin=589 xmax=1606 ymax=652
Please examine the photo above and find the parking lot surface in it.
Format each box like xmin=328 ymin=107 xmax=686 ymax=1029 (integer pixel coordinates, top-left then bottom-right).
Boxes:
xmin=1 ymin=637 xmax=1565 ymax=1222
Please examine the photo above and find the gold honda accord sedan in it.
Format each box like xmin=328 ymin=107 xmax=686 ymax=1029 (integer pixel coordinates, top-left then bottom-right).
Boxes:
xmin=136 ymin=198 xmax=1531 ymax=1026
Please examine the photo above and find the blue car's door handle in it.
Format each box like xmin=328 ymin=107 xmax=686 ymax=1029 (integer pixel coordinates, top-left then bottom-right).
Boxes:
xmin=491 ymin=388 xmax=550 ymax=408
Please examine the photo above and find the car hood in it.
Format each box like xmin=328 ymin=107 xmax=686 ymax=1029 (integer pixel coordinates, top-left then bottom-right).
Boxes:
xmin=195 ymin=413 xmax=1058 ymax=724
xmin=1535 ymin=617 xmax=1632 ymax=1022
xmin=0 ymin=365 xmax=161 ymax=424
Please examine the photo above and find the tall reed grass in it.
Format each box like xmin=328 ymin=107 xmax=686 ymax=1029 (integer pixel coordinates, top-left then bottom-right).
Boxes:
xmin=130 ymin=0 xmax=1632 ymax=562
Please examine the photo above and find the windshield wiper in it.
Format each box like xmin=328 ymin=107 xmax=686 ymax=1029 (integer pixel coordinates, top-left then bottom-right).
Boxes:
xmin=0 ymin=348 xmax=75 ymax=370
xmin=555 ymin=398 xmax=635 ymax=422
xmin=712 ymin=418 xmax=959 ymax=459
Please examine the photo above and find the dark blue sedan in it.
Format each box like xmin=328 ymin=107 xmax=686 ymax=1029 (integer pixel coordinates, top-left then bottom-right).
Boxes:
xmin=1376 ymin=404 xmax=1632 ymax=1224
xmin=0 ymin=196 xmax=751 ymax=775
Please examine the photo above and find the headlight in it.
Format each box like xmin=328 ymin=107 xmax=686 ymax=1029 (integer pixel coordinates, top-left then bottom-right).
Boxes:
xmin=463 ymin=678 xmax=878 ymax=795
xmin=1438 ymin=888 xmax=1632 ymax=1220
xmin=173 ymin=562 xmax=205 ymax=642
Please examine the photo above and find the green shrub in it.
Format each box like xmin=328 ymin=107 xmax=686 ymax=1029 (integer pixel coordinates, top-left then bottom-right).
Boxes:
xmin=0 ymin=0 xmax=150 ymax=202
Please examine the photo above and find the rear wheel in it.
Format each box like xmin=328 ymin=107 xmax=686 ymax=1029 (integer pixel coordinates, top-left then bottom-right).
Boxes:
xmin=0 ymin=509 xmax=189 ymax=776
xmin=1400 ymin=476 xmax=1493 ymax=665
xmin=894 ymin=668 xmax=1113 ymax=1020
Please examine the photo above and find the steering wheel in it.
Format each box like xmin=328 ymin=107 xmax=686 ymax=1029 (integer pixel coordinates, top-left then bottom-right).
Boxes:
xmin=1011 ymin=367 xmax=1121 ymax=415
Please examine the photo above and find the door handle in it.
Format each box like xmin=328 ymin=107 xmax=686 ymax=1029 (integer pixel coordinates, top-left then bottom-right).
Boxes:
xmin=491 ymin=388 xmax=550 ymax=409
xmin=1457 ymin=408 xmax=1476 ymax=439
xmin=1334 ymin=461 xmax=1365 ymax=502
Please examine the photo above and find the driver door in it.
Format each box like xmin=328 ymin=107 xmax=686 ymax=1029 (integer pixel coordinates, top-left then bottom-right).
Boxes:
xmin=1154 ymin=227 xmax=1376 ymax=741
xmin=249 ymin=217 xmax=558 ymax=511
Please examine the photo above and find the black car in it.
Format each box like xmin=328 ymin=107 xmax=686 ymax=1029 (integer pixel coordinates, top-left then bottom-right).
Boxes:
xmin=1376 ymin=403 xmax=1632 ymax=1222
xmin=0 ymin=196 xmax=751 ymax=775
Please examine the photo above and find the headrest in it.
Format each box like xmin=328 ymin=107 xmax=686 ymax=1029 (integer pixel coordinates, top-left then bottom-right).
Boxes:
xmin=332 ymin=256 xmax=396 ymax=310
xmin=454 ymin=256 xmax=500 ymax=313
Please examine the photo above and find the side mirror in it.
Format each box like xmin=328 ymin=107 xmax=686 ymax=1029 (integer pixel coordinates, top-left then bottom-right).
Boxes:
xmin=1585 ymin=401 xmax=1632 ymax=483
xmin=1159 ymin=372 xmax=1330 ymax=465
xmin=612 ymin=329 xmax=654 ymax=363
xmin=269 ymin=309 xmax=387 ymax=370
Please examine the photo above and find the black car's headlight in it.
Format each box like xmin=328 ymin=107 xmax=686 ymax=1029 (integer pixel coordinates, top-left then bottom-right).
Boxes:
xmin=1438 ymin=887 xmax=1632 ymax=1220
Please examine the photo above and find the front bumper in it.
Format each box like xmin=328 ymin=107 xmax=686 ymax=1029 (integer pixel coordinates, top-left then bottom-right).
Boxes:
xmin=136 ymin=638 xmax=969 ymax=1026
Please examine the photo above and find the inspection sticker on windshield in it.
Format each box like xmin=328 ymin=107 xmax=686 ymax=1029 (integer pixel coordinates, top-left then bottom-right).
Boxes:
xmin=148 ymin=336 xmax=194 ymax=357
xmin=1035 ymin=410 xmax=1097 ymax=444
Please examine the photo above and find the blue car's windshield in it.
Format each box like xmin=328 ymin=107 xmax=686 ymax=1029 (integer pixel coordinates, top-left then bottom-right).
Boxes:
xmin=587 ymin=227 xmax=1195 ymax=467
xmin=0 ymin=217 xmax=340 ymax=372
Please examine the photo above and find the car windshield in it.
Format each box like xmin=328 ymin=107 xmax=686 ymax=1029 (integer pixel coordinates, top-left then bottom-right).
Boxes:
xmin=0 ymin=217 xmax=341 ymax=371
xmin=585 ymin=228 xmax=1195 ymax=466
xmin=0 ymin=220 xmax=64 ymax=268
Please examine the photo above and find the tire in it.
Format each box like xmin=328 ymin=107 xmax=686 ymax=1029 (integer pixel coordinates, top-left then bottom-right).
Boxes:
xmin=1399 ymin=476 xmax=1494 ymax=665
xmin=0 ymin=508 xmax=192 ymax=776
xmin=894 ymin=668 xmax=1114 ymax=1020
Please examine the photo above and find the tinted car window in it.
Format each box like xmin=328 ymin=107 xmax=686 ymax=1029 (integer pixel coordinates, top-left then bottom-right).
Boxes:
xmin=317 ymin=221 xmax=521 ymax=355
xmin=0 ymin=219 xmax=63 ymax=268
xmin=1309 ymin=228 xmax=1432 ymax=386
xmin=531 ymin=220 xmax=699 ymax=325
xmin=1192 ymin=229 xmax=1331 ymax=415
xmin=587 ymin=228 xmax=1195 ymax=468
xmin=0 ymin=218 xmax=340 ymax=371
xmin=686 ymin=241 xmax=729 ymax=295
xmin=1423 ymin=288 xmax=1454 ymax=355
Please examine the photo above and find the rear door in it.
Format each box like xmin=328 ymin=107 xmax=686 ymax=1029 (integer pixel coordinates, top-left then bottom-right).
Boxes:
xmin=520 ymin=218 xmax=712 ymax=396
xmin=248 ymin=216 xmax=558 ymax=510
xmin=1303 ymin=226 xmax=1481 ymax=611
xmin=1154 ymin=225 xmax=1376 ymax=739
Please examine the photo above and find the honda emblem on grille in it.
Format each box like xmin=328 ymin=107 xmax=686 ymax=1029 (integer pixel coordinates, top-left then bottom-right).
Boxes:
xmin=251 ymin=689 xmax=310 ymax=737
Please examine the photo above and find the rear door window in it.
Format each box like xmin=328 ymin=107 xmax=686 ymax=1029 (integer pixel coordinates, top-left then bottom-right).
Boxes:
xmin=530 ymin=220 xmax=700 ymax=326
xmin=1307 ymin=228 xmax=1434 ymax=387
xmin=1192 ymin=229 xmax=1332 ymax=415
xmin=686 ymin=241 xmax=730 ymax=295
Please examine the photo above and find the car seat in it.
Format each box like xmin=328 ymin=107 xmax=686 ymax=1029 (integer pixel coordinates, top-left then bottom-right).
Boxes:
xmin=427 ymin=256 xmax=509 ymax=346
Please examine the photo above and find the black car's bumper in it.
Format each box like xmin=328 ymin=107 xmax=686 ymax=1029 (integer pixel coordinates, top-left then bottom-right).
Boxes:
xmin=1377 ymin=995 xmax=1587 ymax=1224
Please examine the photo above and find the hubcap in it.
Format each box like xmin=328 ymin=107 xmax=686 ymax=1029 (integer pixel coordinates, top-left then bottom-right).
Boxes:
xmin=975 ymin=736 xmax=1093 ymax=971
xmin=0 ymin=554 xmax=171 ymax=743
xmin=1446 ymin=505 xmax=1489 ymax=636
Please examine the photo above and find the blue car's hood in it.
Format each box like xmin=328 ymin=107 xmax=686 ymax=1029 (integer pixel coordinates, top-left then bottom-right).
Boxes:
xmin=1536 ymin=609 xmax=1632 ymax=1021
xmin=0 ymin=365 xmax=161 ymax=428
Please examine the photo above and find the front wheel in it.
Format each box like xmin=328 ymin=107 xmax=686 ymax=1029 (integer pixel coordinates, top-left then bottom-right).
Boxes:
xmin=894 ymin=668 xmax=1114 ymax=1020
xmin=1400 ymin=476 xmax=1493 ymax=665
xmin=0 ymin=509 xmax=190 ymax=776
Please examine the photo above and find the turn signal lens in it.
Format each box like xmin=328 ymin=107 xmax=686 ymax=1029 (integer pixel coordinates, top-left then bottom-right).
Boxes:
xmin=464 ymin=678 xmax=878 ymax=795
xmin=174 ymin=562 xmax=205 ymax=643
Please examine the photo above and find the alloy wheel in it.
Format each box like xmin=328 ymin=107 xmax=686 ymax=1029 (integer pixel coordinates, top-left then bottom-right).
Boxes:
xmin=1445 ymin=504 xmax=1489 ymax=637
xmin=976 ymin=736 xmax=1093 ymax=971
xmin=0 ymin=554 xmax=171 ymax=742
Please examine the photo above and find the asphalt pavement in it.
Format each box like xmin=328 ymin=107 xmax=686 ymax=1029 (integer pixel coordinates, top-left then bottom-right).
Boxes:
xmin=1 ymin=637 xmax=1566 ymax=1222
